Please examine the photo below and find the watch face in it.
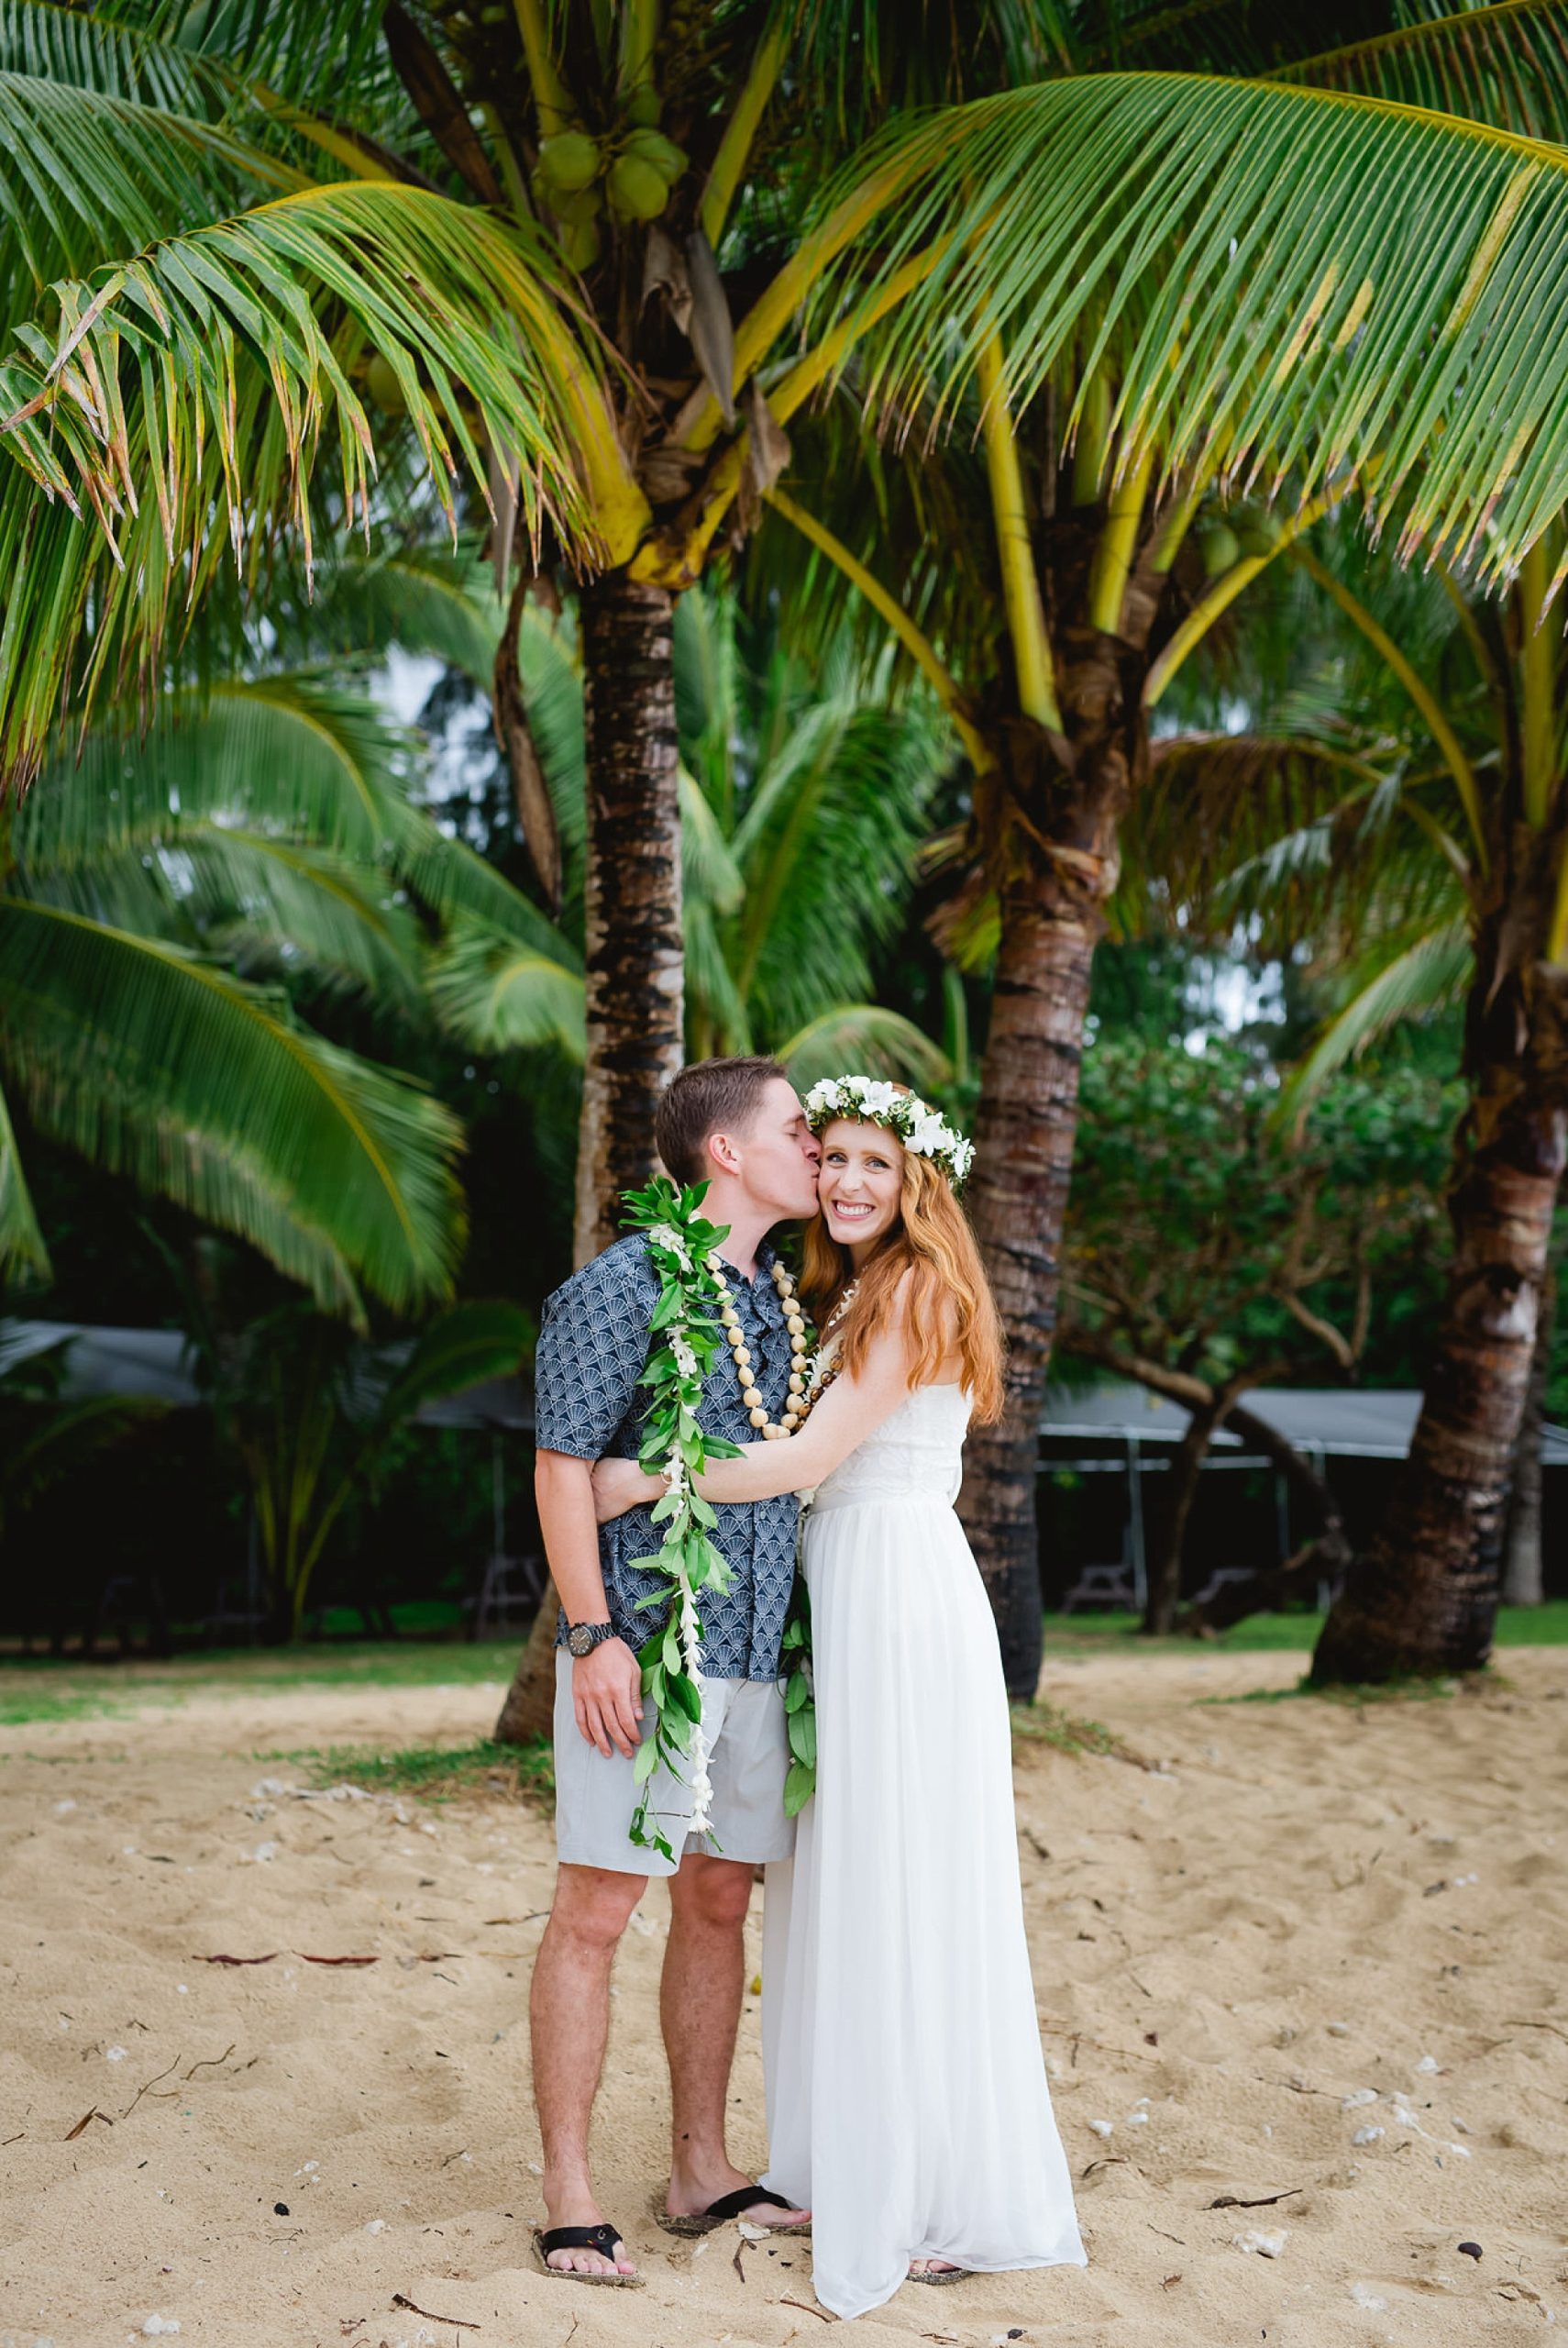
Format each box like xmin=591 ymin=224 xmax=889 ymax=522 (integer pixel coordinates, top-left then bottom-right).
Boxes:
xmin=568 ymin=1625 xmax=592 ymax=1656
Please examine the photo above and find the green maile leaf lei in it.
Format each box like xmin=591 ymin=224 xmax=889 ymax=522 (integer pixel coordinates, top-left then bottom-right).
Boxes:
xmin=619 ymin=1173 xmax=818 ymax=1858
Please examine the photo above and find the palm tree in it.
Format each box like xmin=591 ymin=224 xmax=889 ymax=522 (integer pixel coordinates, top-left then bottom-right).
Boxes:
xmin=1131 ymin=515 xmax=1567 ymax=1678
xmin=13 ymin=6 xmax=1568 ymax=1689
xmin=0 ymin=548 xmax=583 ymax=1318
xmin=743 ymin=3 xmax=1568 ymax=1687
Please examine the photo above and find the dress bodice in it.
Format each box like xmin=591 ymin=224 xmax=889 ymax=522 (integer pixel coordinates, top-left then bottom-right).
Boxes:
xmin=808 ymin=1380 xmax=972 ymax=1512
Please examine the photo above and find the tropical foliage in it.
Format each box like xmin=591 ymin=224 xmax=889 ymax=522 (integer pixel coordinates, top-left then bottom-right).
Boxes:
xmin=0 ymin=548 xmax=580 ymax=1322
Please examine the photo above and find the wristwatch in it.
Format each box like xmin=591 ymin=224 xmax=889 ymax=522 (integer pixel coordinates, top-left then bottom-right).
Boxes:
xmin=567 ymin=1619 xmax=615 ymax=1657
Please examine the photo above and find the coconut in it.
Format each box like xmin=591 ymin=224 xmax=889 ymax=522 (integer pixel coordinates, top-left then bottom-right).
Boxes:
xmin=1236 ymin=516 xmax=1281 ymax=559
xmin=607 ymin=151 xmax=670 ymax=221
xmin=365 ymin=353 xmax=408 ymax=415
xmin=625 ymin=83 xmax=661 ymax=128
xmin=537 ymin=130 xmax=602 ymax=194
xmin=623 ymin=127 xmax=688 ymax=185
xmin=1198 ymin=522 xmax=1241 ymax=579
xmin=561 ymin=216 xmax=602 ymax=271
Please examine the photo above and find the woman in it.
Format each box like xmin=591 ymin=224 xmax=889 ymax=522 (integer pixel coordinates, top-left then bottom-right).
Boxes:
xmin=592 ymin=1077 xmax=1086 ymax=2320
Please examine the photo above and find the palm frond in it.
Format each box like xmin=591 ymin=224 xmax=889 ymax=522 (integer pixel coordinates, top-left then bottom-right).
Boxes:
xmin=812 ymin=72 xmax=1568 ymax=586
xmin=394 ymin=821 xmax=582 ymax=966
xmin=0 ymin=179 xmax=610 ymax=780
xmin=0 ymin=3 xmax=236 ymax=116
xmin=20 ymin=674 xmax=415 ymax=866
xmin=738 ymin=699 xmax=950 ymax=1038
xmin=1278 ymin=2 xmax=1568 ymax=144
xmin=0 ymin=897 xmax=466 ymax=1315
xmin=779 ymin=1003 xmax=955 ymax=1089
xmin=515 ymin=602 xmax=587 ymax=856
xmin=309 ymin=541 xmax=507 ymax=692
xmin=172 ymin=826 xmax=425 ymax=1007
xmin=680 ymin=766 xmax=746 ymax=916
xmin=1280 ymin=915 xmax=1474 ymax=1118
xmin=1128 ymin=726 xmax=1386 ymax=928
xmin=683 ymin=896 xmax=755 ymax=1053
xmin=0 ymin=67 xmax=310 ymax=333
xmin=0 ymin=1069 xmax=48 ymax=1285
xmin=373 ymin=1297 xmax=531 ymax=1431
xmin=425 ymin=915 xmax=586 ymax=1058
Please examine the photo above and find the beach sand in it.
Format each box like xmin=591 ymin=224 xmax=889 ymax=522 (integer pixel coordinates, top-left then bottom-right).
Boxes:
xmin=2 ymin=1645 xmax=1565 ymax=2346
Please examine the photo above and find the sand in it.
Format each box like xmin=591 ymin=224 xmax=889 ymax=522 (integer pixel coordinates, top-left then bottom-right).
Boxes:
xmin=2 ymin=1645 xmax=1565 ymax=2348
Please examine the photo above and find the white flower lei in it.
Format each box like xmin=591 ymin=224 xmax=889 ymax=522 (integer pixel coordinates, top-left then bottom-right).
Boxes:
xmin=619 ymin=1175 xmax=745 ymax=1858
xmin=802 ymin=1073 xmax=976 ymax=1189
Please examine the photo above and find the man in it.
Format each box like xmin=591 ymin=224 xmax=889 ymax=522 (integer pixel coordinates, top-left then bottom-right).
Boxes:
xmin=528 ymin=1057 xmax=821 ymax=2282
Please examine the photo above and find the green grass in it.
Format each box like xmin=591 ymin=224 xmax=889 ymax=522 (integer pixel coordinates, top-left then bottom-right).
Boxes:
xmin=266 ymin=1735 xmax=555 ymax=1807
xmin=1040 ymin=1601 xmax=1568 ymax=1655
xmin=0 ymin=1637 xmax=527 ymax=1726
xmin=0 ymin=1601 xmax=1562 ymax=1730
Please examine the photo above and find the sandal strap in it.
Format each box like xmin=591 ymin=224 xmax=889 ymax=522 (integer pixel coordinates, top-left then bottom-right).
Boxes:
xmin=700 ymin=2186 xmax=796 ymax=2222
xmin=540 ymin=2222 xmax=624 ymax=2256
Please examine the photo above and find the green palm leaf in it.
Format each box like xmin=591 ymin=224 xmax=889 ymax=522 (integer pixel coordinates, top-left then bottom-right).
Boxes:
xmin=0 ymin=176 xmax=607 ymax=780
xmin=425 ymin=916 xmax=586 ymax=1058
xmin=1279 ymin=2 xmax=1568 ymax=143
xmin=812 ymin=72 xmax=1568 ymax=586
xmin=779 ymin=1004 xmax=955 ymax=1089
xmin=0 ymin=897 xmax=466 ymax=1316
xmin=0 ymin=67 xmax=308 ymax=326
xmin=171 ymin=826 xmax=425 ymax=1007
xmin=310 ymin=542 xmax=507 ymax=693
xmin=0 ymin=1069 xmax=48 ymax=1285
xmin=372 ymin=1297 xmax=531 ymax=1430
xmin=20 ymin=674 xmax=415 ymax=866
xmin=1280 ymin=915 xmax=1474 ymax=1117
xmin=0 ymin=2 xmax=236 ymax=113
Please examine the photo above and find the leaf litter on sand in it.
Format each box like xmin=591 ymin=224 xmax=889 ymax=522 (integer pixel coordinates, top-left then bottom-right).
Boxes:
xmin=1010 ymin=1700 xmax=1148 ymax=1765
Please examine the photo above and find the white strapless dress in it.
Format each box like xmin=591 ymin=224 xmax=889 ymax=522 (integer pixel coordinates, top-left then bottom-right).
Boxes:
xmin=760 ymin=1382 xmax=1087 ymax=2320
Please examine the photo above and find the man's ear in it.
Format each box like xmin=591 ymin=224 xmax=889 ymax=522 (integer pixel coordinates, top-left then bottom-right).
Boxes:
xmin=706 ymin=1127 xmax=743 ymax=1179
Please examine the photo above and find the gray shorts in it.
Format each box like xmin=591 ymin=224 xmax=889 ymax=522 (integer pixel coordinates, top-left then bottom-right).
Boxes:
xmin=552 ymin=1650 xmax=796 ymax=1878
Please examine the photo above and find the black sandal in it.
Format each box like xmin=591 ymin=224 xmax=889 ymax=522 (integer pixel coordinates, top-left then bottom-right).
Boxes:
xmin=655 ymin=2184 xmax=812 ymax=2238
xmin=908 ymin=2260 xmax=969 ymax=2286
xmin=532 ymin=2221 xmax=645 ymax=2286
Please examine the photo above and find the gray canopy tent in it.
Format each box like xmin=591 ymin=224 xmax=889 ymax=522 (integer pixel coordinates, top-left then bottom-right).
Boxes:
xmin=8 ymin=1324 xmax=1562 ymax=1623
xmin=1040 ymin=1382 xmax=1568 ymax=1612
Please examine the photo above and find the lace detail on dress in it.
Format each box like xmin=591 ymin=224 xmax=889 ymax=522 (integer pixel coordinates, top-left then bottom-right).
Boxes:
xmin=809 ymin=1381 xmax=971 ymax=1512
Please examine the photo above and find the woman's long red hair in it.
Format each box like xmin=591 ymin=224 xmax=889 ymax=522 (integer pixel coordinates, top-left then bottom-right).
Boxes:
xmin=799 ymin=1126 xmax=1005 ymax=1423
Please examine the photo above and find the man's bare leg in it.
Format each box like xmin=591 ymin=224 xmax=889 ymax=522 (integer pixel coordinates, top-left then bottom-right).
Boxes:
xmin=531 ymin=1862 xmax=646 ymax=2275
xmin=661 ymin=1852 xmax=809 ymax=2228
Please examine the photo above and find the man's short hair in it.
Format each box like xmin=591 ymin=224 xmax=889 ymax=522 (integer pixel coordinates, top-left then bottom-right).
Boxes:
xmin=656 ymin=1056 xmax=790 ymax=1186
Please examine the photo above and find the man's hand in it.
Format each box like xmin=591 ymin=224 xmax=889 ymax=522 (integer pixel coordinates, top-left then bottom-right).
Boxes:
xmin=591 ymin=1454 xmax=662 ymax=1524
xmin=572 ymin=1636 xmax=644 ymax=1758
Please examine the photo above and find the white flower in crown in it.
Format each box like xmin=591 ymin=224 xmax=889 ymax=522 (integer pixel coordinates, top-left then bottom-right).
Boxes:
xmin=858 ymin=1078 xmax=900 ymax=1115
xmin=907 ymin=1107 xmax=952 ymax=1157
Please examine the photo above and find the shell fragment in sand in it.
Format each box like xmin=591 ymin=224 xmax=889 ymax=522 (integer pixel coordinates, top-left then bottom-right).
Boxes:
xmin=1232 ymin=2230 xmax=1288 ymax=2258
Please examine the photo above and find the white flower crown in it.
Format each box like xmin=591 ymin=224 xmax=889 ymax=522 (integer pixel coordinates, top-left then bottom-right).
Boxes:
xmin=802 ymin=1074 xmax=976 ymax=1191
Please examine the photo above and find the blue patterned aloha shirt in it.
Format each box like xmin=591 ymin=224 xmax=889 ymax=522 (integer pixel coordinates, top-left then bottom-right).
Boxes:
xmin=534 ymin=1233 xmax=800 ymax=1681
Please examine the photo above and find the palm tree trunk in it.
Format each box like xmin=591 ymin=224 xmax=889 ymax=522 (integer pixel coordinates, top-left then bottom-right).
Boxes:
xmin=1500 ymin=1249 xmax=1556 ymax=1606
xmin=496 ymin=571 xmax=686 ymax=1746
xmin=1313 ymin=882 xmax=1568 ymax=1682
xmin=960 ymin=651 xmax=1142 ymax=1696
xmin=573 ymin=570 xmax=685 ymax=1264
